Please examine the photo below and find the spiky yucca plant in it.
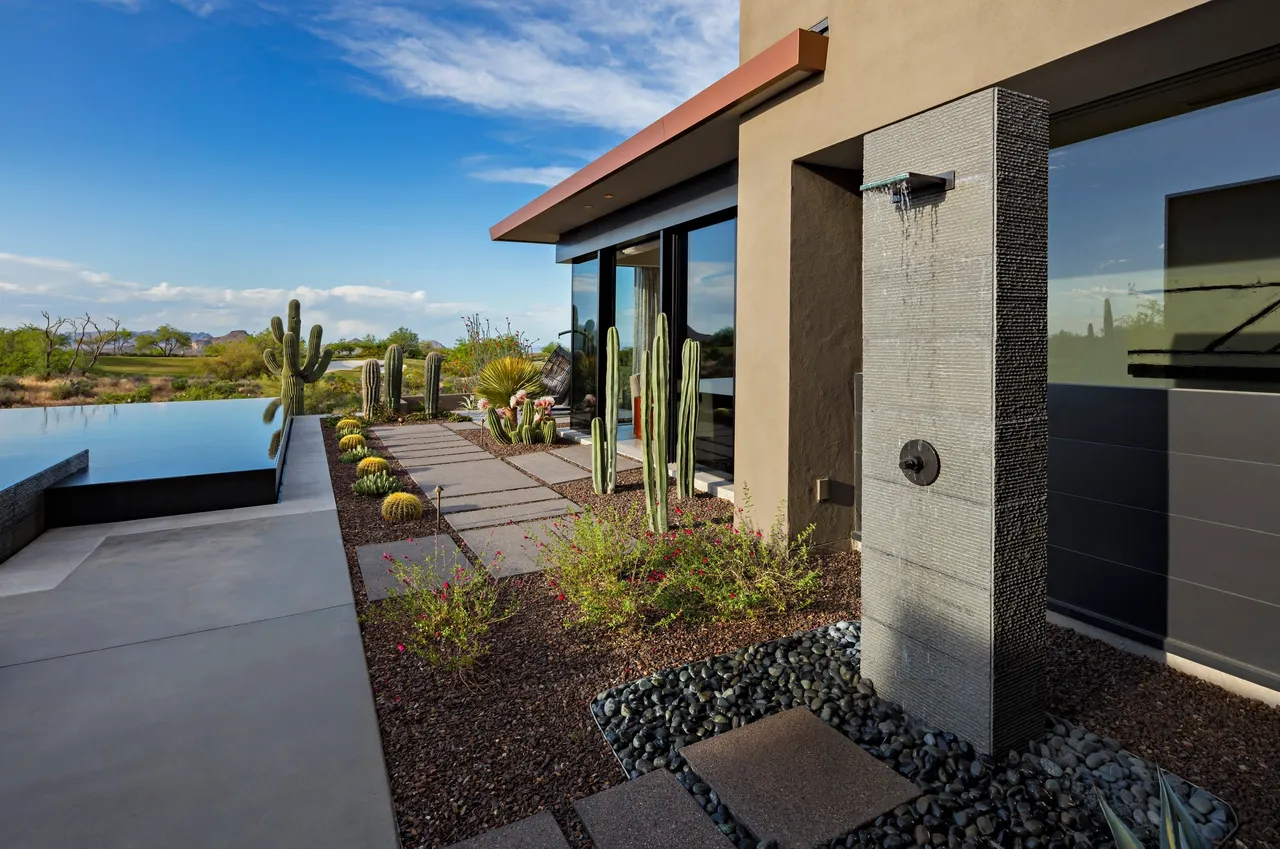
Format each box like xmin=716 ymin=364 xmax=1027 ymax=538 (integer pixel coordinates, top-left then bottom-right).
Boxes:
xmin=356 ymin=456 xmax=390 ymax=478
xmin=340 ymin=446 xmax=375 ymax=463
xmin=473 ymin=356 xmax=545 ymax=410
xmin=338 ymin=433 xmax=366 ymax=452
xmin=352 ymin=470 xmax=402 ymax=497
xmin=381 ymin=492 xmax=423 ymax=522
xmin=1098 ymin=772 xmax=1211 ymax=849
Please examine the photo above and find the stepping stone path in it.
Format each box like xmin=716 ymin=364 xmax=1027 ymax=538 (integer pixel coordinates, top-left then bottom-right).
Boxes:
xmin=353 ymin=534 xmax=468 ymax=601
xmin=443 ymin=811 xmax=569 ymax=849
xmin=574 ymin=769 xmax=736 ymax=849
xmin=459 ymin=519 xmax=566 ymax=577
xmin=505 ymin=451 xmax=592 ymax=484
xmin=550 ymin=442 xmax=641 ymax=472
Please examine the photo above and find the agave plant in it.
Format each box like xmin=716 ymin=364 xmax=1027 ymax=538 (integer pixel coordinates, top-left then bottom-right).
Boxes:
xmin=473 ymin=356 xmax=545 ymax=411
xmin=1098 ymin=771 xmax=1211 ymax=849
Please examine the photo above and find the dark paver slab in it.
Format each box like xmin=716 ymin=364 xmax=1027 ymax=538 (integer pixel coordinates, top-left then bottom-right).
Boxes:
xmin=439 ymin=486 xmax=562 ymax=515
xmin=354 ymin=534 xmax=469 ymax=601
xmin=550 ymin=443 xmax=640 ymax=472
xmin=681 ymin=708 xmax=918 ymax=849
xmin=444 ymin=811 xmax=570 ymax=849
xmin=406 ymin=458 xmax=538 ymax=497
xmin=442 ymin=420 xmax=482 ymax=431
xmin=506 ymin=452 xmax=591 ymax=483
xmin=574 ymin=769 xmax=733 ymax=849
xmin=447 ymin=499 xmax=578 ymax=531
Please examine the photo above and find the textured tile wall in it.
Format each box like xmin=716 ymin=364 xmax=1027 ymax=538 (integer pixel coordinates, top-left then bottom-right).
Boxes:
xmin=0 ymin=450 xmax=90 ymax=564
xmin=860 ymin=88 xmax=1049 ymax=754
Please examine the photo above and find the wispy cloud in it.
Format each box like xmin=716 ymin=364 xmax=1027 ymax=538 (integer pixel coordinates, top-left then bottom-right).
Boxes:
xmin=470 ymin=165 xmax=576 ymax=187
xmin=170 ymin=0 xmax=222 ymax=15
xmin=85 ymin=0 xmax=143 ymax=11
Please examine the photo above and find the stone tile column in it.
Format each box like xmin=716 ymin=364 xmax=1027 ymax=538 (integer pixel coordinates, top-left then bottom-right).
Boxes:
xmin=860 ymin=87 xmax=1049 ymax=755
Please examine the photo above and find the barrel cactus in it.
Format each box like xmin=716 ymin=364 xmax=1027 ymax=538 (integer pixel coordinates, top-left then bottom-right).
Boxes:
xmin=356 ymin=456 xmax=390 ymax=478
xmin=381 ymin=492 xmax=424 ymax=522
xmin=423 ymin=351 xmax=444 ymax=417
xmin=339 ymin=433 xmax=366 ymax=452
xmin=361 ymin=360 xmax=382 ymax=418
xmin=336 ymin=417 xmax=362 ymax=432
xmin=384 ymin=344 xmax=404 ymax=412
xmin=641 ymin=314 xmax=670 ymax=533
xmin=676 ymin=338 xmax=701 ymax=498
xmin=264 ymin=299 xmax=334 ymax=417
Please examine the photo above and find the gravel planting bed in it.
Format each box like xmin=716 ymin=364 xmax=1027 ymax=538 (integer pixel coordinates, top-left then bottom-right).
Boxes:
xmin=455 ymin=425 xmax=570 ymax=458
xmin=553 ymin=467 xmax=736 ymax=528
xmin=590 ymin=624 xmax=1237 ymax=849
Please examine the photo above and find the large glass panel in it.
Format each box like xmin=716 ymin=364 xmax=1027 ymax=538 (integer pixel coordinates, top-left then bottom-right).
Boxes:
xmin=570 ymin=256 xmax=599 ymax=429
xmin=1049 ymin=88 xmax=1280 ymax=390
xmin=615 ymin=238 xmax=661 ymax=426
xmin=685 ymin=218 xmax=736 ymax=473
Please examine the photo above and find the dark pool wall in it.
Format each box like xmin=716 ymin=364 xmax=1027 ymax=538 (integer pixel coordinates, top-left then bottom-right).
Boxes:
xmin=1047 ymin=383 xmax=1280 ymax=691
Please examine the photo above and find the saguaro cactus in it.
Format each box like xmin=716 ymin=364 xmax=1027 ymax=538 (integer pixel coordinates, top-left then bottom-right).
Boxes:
xmin=641 ymin=314 xmax=670 ymax=533
xmin=263 ymin=299 xmax=334 ymax=417
xmin=361 ymin=359 xmax=382 ymax=418
xmin=590 ymin=326 xmax=620 ymax=495
xmin=423 ymin=351 xmax=444 ymax=416
xmin=676 ymin=338 xmax=701 ymax=498
xmin=384 ymin=344 xmax=404 ymax=412
xmin=486 ymin=406 xmax=512 ymax=444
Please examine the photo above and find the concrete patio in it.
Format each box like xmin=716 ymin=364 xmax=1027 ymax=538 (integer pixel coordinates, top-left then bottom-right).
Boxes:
xmin=0 ymin=417 xmax=399 ymax=849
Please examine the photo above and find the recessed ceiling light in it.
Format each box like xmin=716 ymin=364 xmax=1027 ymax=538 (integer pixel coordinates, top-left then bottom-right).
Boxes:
xmin=603 ymin=193 xmax=614 ymax=199
xmin=583 ymin=204 xmax=594 ymax=209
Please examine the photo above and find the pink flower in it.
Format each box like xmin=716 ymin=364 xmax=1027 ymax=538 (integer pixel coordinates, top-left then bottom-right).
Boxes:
xmin=514 ymin=389 xmax=529 ymax=404
xmin=477 ymin=398 xmax=490 ymax=411
xmin=396 ymin=643 xmax=405 ymax=653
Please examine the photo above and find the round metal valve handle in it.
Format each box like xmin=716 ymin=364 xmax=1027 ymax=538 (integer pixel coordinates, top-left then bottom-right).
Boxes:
xmin=898 ymin=439 xmax=941 ymax=486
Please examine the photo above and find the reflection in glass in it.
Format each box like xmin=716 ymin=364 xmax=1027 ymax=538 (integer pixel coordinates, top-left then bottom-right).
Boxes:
xmin=570 ymin=257 xmax=600 ymax=429
xmin=1049 ymin=87 xmax=1280 ymax=391
xmin=685 ymin=218 xmax=736 ymax=473
xmin=615 ymin=238 xmax=661 ymax=424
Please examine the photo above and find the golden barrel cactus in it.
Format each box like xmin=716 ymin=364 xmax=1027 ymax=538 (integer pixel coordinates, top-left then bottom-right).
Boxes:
xmin=338 ymin=433 xmax=366 ymax=452
xmin=356 ymin=456 xmax=390 ymax=478
xmin=381 ymin=492 xmax=423 ymax=522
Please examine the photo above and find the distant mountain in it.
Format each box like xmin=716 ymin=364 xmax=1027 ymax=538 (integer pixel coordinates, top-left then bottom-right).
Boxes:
xmin=423 ymin=339 xmax=445 ymax=350
xmin=212 ymin=330 xmax=249 ymax=344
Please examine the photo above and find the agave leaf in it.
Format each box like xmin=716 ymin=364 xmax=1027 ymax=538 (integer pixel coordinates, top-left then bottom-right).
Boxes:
xmin=1097 ymin=788 xmax=1147 ymax=849
xmin=473 ymin=356 xmax=545 ymax=409
xmin=1158 ymin=772 xmax=1210 ymax=849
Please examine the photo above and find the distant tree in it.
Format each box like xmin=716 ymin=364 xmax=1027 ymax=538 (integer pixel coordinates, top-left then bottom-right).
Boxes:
xmin=138 ymin=324 xmax=192 ymax=357
xmin=0 ymin=326 xmax=56 ymax=376
xmin=20 ymin=312 xmax=71 ymax=376
xmin=66 ymin=314 xmax=123 ymax=374
xmin=385 ymin=326 xmax=421 ymax=356
xmin=1087 ymin=323 xmax=1094 ymax=338
xmin=1102 ymin=298 xmax=1114 ymax=337
xmin=110 ymin=328 xmax=134 ymax=355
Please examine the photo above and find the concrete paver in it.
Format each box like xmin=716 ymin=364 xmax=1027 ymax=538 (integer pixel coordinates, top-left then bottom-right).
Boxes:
xmin=506 ymin=452 xmax=592 ymax=484
xmin=550 ymin=443 xmax=640 ymax=472
xmin=405 ymin=459 xmax=541 ymax=498
xmin=573 ymin=769 xmax=733 ymax=849
xmin=354 ymin=534 xmax=469 ymax=601
xmin=444 ymin=811 xmax=570 ymax=848
xmin=447 ymin=499 xmax=578 ymax=532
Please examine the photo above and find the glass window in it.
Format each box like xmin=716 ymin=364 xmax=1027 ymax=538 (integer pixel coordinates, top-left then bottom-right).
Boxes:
xmin=1049 ymin=87 xmax=1280 ymax=390
xmin=570 ymin=256 xmax=599 ymax=429
xmin=685 ymin=218 xmax=736 ymax=473
xmin=615 ymin=238 xmax=661 ymax=425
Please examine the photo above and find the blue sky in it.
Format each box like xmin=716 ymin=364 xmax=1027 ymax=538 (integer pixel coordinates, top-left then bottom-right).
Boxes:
xmin=0 ymin=0 xmax=738 ymax=346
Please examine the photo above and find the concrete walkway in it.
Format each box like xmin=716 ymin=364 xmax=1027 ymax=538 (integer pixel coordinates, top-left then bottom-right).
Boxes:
xmin=0 ymin=417 xmax=399 ymax=849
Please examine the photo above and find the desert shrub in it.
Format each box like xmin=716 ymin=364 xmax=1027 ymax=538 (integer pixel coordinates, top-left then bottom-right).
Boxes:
xmin=339 ymin=446 xmax=376 ymax=463
xmin=368 ymin=552 xmax=518 ymax=670
xmin=0 ymin=388 xmax=21 ymax=407
xmin=473 ymin=356 xmax=544 ymax=411
xmin=49 ymin=378 xmax=95 ymax=400
xmin=170 ymin=377 xmax=189 ymax=391
xmin=542 ymin=495 xmax=819 ymax=630
xmin=0 ymin=375 xmax=21 ymax=391
xmin=352 ymin=470 xmax=401 ymax=497
xmin=304 ymin=373 xmax=361 ymax=415
xmin=173 ymin=379 xmax=257 ymax=401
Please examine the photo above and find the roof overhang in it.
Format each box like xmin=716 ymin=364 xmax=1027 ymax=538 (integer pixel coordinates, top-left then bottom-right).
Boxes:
xmin=490 ymin=28 xmax=828 ymax=244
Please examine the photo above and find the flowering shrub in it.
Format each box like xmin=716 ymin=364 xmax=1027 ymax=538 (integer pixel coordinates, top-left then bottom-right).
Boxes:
xmin=541 ymin=494 xmax=819 ymax=630
xmin=369 ymin=550 xmax=518 ymax=671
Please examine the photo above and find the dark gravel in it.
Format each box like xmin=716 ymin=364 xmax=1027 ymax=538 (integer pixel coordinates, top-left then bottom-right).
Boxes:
xmin=455 ymin=424 xmax=568 ymax=458
xmin=553 ymin=467 xmax=736 ymax=531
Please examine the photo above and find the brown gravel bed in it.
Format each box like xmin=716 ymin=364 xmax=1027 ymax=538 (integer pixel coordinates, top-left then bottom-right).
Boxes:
xmin=323 ymin=423 xmax=860 ymax=847
xmin=455 ymin=425 xmax=569 ymax=457
xmin=552 ymin=467 xmax=736 ymax=529
xmin=1046 ymin=627 xmax=1280 ymax=846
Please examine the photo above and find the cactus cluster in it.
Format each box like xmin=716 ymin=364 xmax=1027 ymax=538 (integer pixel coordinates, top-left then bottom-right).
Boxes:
xmin=482 ymin=391 xmax=558 ymax=444
xmin=675 ymin=338 xmax=701 ymax=498
xmin=356 ymin=456 xmax=390 ymax=478
xmin=384 ymin=344 xmax=404 ymax=412
xmin=352 ymin=470 xmax=402 ymax=497
xmin=361 ymin=360 xmax=382 ymax=418
xmin=339 ymin=433 xmax=367 ymax=452
xmin=339 ymin=446 xmax=375 ymax=463
xmin=380 ymin=492 xmax=424 ymax=522
xmin=264 ymin=299 xmax=333 ymax=417
xmin=423 ymin=351 xmax=444 ymax=417
xmin=590 ymin=326 xmax=620 ymax=495
xmin=640 ymin=313 xmax=670 ymax=533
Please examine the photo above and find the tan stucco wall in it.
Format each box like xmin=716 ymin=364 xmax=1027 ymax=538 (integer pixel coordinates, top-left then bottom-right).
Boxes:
xmin=733 ymin=0 xmax=1216 ymax=537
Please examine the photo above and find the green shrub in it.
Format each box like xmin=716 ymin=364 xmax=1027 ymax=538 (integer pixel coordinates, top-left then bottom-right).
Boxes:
xmin=366 ymin=551 xmax=518 ymax=670
xmin=170 ymin=377 xmax=189 ymax=391
xmin=542 ymin=494 xmax=819 ymax=630
xmin=339 ymin=446 xmax=376 ymax=463
xmin=352 ymin=470 xmax=402 ymax=497
xmin=173 ymin=379 xmax=257 ymax=401
xmin=50 ymin=378 xmax=95 ymax=400
xmin=0 ymin=388 xmax=20 ymax=407
xmin=0 ymin=375 xmax=21 ymax=391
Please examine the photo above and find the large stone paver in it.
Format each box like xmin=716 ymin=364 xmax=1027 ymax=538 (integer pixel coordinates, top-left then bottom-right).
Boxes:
xmin=550 ymin=443 xmax=640 ymax=472
xmin=0 ymin=512 xmax=353 ymax=667
xmin=574 ymin=769 xmax=733 ymax=849
xmin=0 ymin=605 xmax=395 ymax=849
xmin=459 ymin=522 xmax=552 ymax=576
xmin=445 ymin=811 xmax=570 ymax=849
xmin=442 ymin=420 xmax=482 ymax=431
xmin=681 ymin=709 xmax=918 ymax=849
xmin=447 ymin=499 xmax=579 ymax=532
xmin=439 ymin=486 xmax=563 ymax=515
xmin=506 ymin=452 xmax=591 ymax=484
xmin=396 ymin=449 xmax=491 ymax=466
xmin=354 ymin=534 xmax=469 ymax=601
xmin=406 ymin=458 xmax=539 ymax=498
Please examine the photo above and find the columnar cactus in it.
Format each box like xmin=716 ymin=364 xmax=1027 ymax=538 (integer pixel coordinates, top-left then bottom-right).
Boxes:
xmin=423 ymin=351 xmax=444 ymax=417
xmin=263 ymin=299 xmax=334 ymax=417
xmin=361 ymin=359 xmax=382 ymax=417
xmin=676 ymin=338 xmax=701 ymax=498
xmin=486 ymin=406 xmax=512 ymax=444
xmin=641 ymin=314 xmax=670 ymax=533
xmin=591 ymin=326 xmax=620 ymax=495
xmin=384 ymin=344 xmax=404 ymax=412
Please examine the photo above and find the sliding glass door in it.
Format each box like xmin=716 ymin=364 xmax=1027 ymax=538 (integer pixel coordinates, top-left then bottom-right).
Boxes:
xmin=614 ymin=238 xmax=661 ymax=426
xmin=569 ymin=256 xmax=600 ymax=429
xmin=684 ymin=218 xmax=736 ymax=474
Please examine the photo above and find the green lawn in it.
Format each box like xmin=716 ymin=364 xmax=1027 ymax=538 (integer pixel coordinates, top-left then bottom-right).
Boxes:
xmin=91 ymin=356 xmax=214 ymax=377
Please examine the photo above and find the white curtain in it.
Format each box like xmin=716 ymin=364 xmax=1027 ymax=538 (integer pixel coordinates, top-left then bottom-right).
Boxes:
xmin=633 ymin=266 xmax=660 ymax=376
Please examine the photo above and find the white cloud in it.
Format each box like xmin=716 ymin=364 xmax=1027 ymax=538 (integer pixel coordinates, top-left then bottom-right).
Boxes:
xmin=85 ymin=0 xmax=143 ymax=11
xmin=470 ymin=165 xmax=576 ymax=187
xmin=169 ymin=0 xmax=221 ymax=14
xmin=309 ymin=0 xmax=739 ymax=134
xmin=0 ymin=252 xmax=79 ymax=271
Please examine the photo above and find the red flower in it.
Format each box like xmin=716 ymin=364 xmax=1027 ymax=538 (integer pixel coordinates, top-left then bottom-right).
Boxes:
xmin=702 ymin=557 xmax=708 ymax=564
xmin=396 ymin=643 xmax=406 ymax=653
xmin=729 ymin=593 xmax=736 ymax=599
xmin=557 ymin=593 xmax=565 ymax=600
xmin=674 ymin=507 xmax=682 ymax=515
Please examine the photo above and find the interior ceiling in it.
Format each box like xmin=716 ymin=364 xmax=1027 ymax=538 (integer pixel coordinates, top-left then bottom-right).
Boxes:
xmin=616 ymin=245 xmax=660 ymax=267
